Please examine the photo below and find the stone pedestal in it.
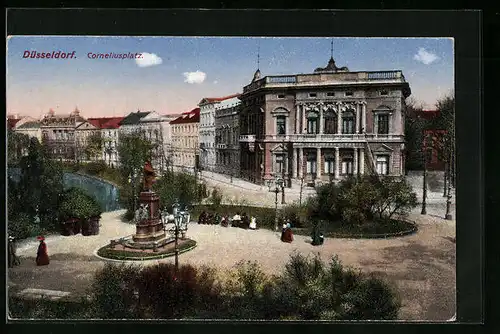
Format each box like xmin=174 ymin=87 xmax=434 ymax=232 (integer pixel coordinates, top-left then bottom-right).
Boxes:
xmin=132 ymin=191 xmax=166 ymax=243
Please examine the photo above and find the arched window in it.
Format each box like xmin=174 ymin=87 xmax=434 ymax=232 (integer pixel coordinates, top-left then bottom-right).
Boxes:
xmin=307 ymin=112 xmax=319 ymax=134
xmin=342 ymin=110 xmax=355 ymax=134
xmin=324 ymin=110 xmax=337 ymax=134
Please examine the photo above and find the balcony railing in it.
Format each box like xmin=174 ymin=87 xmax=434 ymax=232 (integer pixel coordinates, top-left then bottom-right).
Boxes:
xmin=266 ymin=76 xmax=297 ymax=84
xmin=273 ymin=134 xmax=367 ymax=142
xmin=243 ymin=70 xmax=406 ymax=94
xmin=239 ymin=134 xmax=256 ymax=142
xmin=216 ymin=144 xmax=227 ymax=149
xmin=266 ymin=133 xmax=404 ymax=142
xmin=367 ymin=71 xmax=402 ymax=80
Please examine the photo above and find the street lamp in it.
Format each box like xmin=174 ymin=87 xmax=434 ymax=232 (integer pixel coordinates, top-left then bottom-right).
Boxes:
xmin=268 ymin=176 xmax=284 ymax=231
xmin=445 ymin=146 xmax=453 ymax=220
xmin=421 ymin=148 xmax=428 ymax=215
xmin=165 ymin=200 xmax=189 ymax=272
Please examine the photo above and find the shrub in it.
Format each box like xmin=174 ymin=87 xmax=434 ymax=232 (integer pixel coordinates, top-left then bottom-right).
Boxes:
xmin=282 ymin=203 xmax=309 ymax=228
xmin=266 ymin=253 xmax=401 ymax=320
xmin=373 ymin=177 xmax=418 ymax=220
xmin=89 ymin=263 xmax=140 ymax=319
xmin=83 ymin=161 xmax=108 ymax=176
xmin=209 ymin=187 xmax=224 ymax=210
xmin=311 ymin=175 xmax=417 ymax=226
xmin=339 ymin=274 xmax=401 ymax=320
xmin=59 ymin=187 xmax=103 ymax=221
xmin=8 ymin=212 xmax=46 ymax=240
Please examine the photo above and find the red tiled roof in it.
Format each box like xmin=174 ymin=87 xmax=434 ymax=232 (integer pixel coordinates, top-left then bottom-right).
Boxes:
xmin=199 ymin=93 xmax=240 ymax=104
xmin=7 ymin=118 xmax=20 ymax=129
xmin=170 ymin=108 xmax=200 ymax=125
xmin=101 ymin=117 xmax=125 ymax=129
xmin=87 ymin=117 xmax=125 ymax=129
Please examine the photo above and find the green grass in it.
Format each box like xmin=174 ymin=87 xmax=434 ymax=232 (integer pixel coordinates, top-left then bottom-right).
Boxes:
xmin=97 ymin=239 xmax=197 ymax=261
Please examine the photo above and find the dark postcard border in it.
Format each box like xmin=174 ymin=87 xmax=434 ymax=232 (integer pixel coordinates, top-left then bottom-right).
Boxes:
xmin=5 ymin=8 xmax=483 ymax=331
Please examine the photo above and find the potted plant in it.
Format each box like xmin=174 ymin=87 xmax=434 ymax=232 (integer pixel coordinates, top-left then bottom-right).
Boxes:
xmin=59 ymin=188 xmax=102 ymax=236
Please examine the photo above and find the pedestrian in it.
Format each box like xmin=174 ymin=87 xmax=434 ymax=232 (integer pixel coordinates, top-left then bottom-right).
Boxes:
xmin=36 ymin=236 xmax=50 ymax=266
xmin=8 ymin=236 xmax=20 ymax=268
xmin=281 ymin=223 xmax=294 ymax=243
xmin=249 ymin=216 xmax=257 ymax=230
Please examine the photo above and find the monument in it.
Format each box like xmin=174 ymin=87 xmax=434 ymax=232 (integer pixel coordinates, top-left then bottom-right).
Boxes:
xmin=132 ymin=161 xmax=166 ymax=243
xmin=98 ymin=161 xmax=196 ymax=260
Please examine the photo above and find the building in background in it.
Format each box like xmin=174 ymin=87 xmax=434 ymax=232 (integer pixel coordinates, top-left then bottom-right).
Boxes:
xmin=170 ymin=108 xmax=200 ymax=172
xmin=88 ymin=117 xmax=124 ymax=168
xmin=7 ymin=114 xmax=39 ymax=132
xmin=119 ymin=110 xmax=173 ymax=172
xmin=214 ymin=97 xmax=241 ymax=177
xmin=40 ymin=107 xmax=86 ymax=161
xmin=198 ymin=94 xmax=240 ymax=172
xmin=15 ymin=120 xmax=42 ymax=142
xmin=239 ymin=56 xmax=411 ymax=187
xmin=75 ymin=119 xmax=100 ymax=162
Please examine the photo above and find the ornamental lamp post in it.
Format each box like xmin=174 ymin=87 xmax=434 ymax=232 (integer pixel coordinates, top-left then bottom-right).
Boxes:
xmin=268 ymin=177 xmax=284 ymax=232
xmin=168 ymin=200 xmax=189 ymax=272
xmin=421 ymin=135 xmax=428 ymax=215
xmin=445 ymin=144 xmax=453 ymax=220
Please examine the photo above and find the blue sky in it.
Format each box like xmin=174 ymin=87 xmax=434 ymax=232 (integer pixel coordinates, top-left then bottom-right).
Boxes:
xmin=6 ymin=36 xmax=454 ymax=118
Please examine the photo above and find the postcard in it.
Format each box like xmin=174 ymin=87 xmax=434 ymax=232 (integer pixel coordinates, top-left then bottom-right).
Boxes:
xmin=7 ymin=36 xmax=455 ymax=321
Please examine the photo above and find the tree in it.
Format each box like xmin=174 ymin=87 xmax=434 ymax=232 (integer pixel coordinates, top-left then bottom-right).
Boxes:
xmin=117 ymin=130 xmax=156 ymax=216
xmin=117 ymin=130 xmax=155 ymax=178
xmin=8 ymin=129 xmax=31 ymax=165
xmin=84 ymin=132 xmax=104 ymax=161
xmin=18 ymin=138 xmax=64 ymax=231
xmin=433 ymin=93 xmax=455 ymax=187
xmin=403 ymin=97 xmax=426 ymax=171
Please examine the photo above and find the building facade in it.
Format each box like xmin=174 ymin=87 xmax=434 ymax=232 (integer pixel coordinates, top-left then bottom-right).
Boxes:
xmin=170 ymin=108 xmax=200 ymax=172
xmin=214 ymin=97 xmax=241 ymax=177
xmin=14 ymin=120 xmax=42 ymax=142
xmin=40 ymin=108 xmax=86 ymax=161
xmin=119 ymin=111 xmax=173 ymax=172
xmin=75 ymin=120 xmax=100 ymax=161
xmin=198 ymin=94 xmax=239 ymax=172
xmin=239 ymin=57 xmax=411 ymax=187
xmin=87 ymin=117 xmax=124 ymax=167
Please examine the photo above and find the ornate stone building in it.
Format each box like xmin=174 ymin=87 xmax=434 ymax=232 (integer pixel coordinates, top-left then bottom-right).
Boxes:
xmin=40 ymin=108 xmax=86 ymax=161
xmin=198 ymin=94 xmax=240 ymax=172
xmin=170 ymin=108 xmax=200 ymax=172
xmin=214 ymin=97 xmax=241 ymax=177
xmin=239 ymin=56 xmax=411 ymax=187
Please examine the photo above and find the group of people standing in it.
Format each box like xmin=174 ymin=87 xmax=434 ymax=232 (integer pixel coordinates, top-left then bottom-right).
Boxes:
xmin=198 ymin=211 xmax=257 ymax=230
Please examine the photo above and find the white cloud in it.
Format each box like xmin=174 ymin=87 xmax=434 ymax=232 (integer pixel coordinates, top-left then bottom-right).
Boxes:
xmin=135 ymin=53 xmax=163 ymax=67
xmin=183 ymin=71 xmax=206 ymax=84
xmin=413 ymin=48 xmax=439 ymax=65
xmin=213 ymin=80 xmax=218 ymax=84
